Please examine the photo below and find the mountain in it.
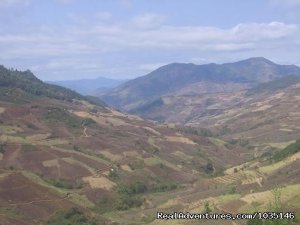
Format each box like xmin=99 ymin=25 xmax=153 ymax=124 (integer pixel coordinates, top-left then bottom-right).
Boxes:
xmin=48 ymin=77 xmax=128 ymax=95
xmin=1 ymin=65 xmax=299 ymax=225
xmin=99 ymin=57 xmax=300 ymax=111
xmin=0 ymin=66 xmax=238 ymax=224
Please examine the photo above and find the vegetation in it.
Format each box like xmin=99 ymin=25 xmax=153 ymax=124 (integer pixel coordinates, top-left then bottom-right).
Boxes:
xmin=46 ymin=207 xmax=102 ymax=225
xmin=0 ymin=143 xmax=7 ymax=154
xmin=176 ymin=126 xmax=214 ymax=137
xmin=247 ymin=188 xmax=296 ymax=225
xmin=272 ymin=140 xmax=300 ymax=162
xmin=48 ymin=178 xmax=82 ymax=189
xmin=44 ymin=107 xmax=81 ymax=128
xmin=0 ymin=66 xmax=83 ymax=101
xmin=247 ymin=75 xmax=300 ymax=95
xmin=116 ymin=182 xmax=145 ymax=210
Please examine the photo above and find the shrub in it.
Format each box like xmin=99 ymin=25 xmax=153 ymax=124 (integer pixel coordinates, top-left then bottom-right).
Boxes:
xmin=272 ymin=140 xmax=300 ymax=162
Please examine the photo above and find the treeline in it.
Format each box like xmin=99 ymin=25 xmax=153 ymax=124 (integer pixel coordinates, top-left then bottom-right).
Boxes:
xmin=0 ymin=65 xmax=104 ymax=107
xmin=272 ymin=140 xmax=300 ymax=162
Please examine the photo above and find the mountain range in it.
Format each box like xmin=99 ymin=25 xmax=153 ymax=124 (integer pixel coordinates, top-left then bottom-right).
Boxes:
xmin=0 ymin=63 xmax=300 ymax=225
xmin=100 ymin=57 xmax=300 ymax=112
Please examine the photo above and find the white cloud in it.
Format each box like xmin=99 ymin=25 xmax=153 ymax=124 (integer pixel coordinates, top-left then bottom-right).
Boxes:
xmin=0 ymin=16 xmax=299 ymax=79
xmin=132 ymin=13 xmax=167 ymax=29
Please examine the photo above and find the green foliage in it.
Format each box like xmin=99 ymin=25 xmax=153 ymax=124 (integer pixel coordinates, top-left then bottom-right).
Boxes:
xmin=116 ymin=181 xmax=148 ymax=210
xmin=247 ymin=188 xmax=294 ymax=225
xmin=134 ymin=140 xmax=159 ymax=154
xmin=204 ymin=162 xmax=214 ymax=174
xmin=46 ymin=207 xmax=102 ymax=225
xmin=272 ymin=140 xmax=300 ymax=162
xmin=108 ymin=170 xmax=119 ymax=181
xmin=0 ymin=66 xmax=83 ymax=101
xmin=44 ymin=107 xmax=81 ymax=128
xmin=0 ymin=65 xmax=106 ymax=108
xmin=26 ymin=123 xmax=38 ymax=130
xmin=0 ymin=143 xmax=7 ymax=154
xmin=203 ymin=201 xmax=212 ymax=213
xmin=150 ymin=183 xmax=178 ymax=192
xmin=94 ymin=195 xmax=116 ymax=214
xmin=22 ymin=144 xmax=37 ymax=152
xmin=176 ymin=126 xmax=214 ymax=137
xmin=82 ymin=118 xmax=96 ymax=126
xmin=49 ymin=178 xmax=82 ymax=189
xmin=128 ymin=161 xmax=145 ymax=170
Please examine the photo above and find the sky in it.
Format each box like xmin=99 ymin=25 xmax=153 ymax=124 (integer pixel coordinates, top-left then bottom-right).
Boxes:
xmin=1 ymin=0 xmax=300 ymax=81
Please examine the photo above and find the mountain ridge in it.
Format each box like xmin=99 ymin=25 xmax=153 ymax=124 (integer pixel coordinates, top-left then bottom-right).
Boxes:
xmin=99 ymin=57 xmax=300 ymax=111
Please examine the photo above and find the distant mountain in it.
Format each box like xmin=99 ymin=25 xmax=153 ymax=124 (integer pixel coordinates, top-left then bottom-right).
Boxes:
xmin=99 ymin=57 xmax=300 ymax=111
xmin=48 ymin=77 xmax=128 ymax=95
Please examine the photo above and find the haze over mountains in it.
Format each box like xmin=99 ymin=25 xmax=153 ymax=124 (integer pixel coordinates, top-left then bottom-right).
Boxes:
xmin=48 ymin=77 xmax=128 ymax=95
xmin=100 ymin=57 xmax=300 ymax=112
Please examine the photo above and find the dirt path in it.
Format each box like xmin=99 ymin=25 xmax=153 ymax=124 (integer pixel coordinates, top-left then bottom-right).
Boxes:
xmin=8 ymin=193 xmax=71 ymax=206
xmin=83 ymin=126 xmax=89 ymax=137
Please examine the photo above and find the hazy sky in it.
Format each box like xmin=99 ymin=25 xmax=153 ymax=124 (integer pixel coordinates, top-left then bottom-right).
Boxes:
xmin=1 ymin=0 xmax=300 ymax=80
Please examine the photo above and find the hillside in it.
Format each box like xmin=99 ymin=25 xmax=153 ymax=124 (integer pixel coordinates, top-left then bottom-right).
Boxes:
xmin=99 ymin=57 xmax=300 ymax=111
xmin=0 ymin=66 xmax=299 ymax=225
xmin=48 ymin=77 xmax=127 ymax=95
xmin=0 ymin=66 xmax=240 ymax=224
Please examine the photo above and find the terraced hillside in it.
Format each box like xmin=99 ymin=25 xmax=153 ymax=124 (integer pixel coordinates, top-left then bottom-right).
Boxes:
xmin=0 ymin=66 xmax=299 ymax=225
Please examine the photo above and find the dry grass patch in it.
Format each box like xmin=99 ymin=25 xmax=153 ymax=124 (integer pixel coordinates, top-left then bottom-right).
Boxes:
xmin=172 ymin=151 xmax=193 ymax=160
xmin=253 ymin=104 xmax=272 ymax=112
xmin=123 ymin=150 xmax=142 ymax=158
xmin=143 ymin=126 xmax=161 ymax=136
xmin=241 ymin=190 xmax=273 ymax=204
xmin=267 ymin=140 xmax=295 ymax=149
xmin=0 ymin=107 xmax=5 ymax=114
xmin=121 ymin=164 xmax=133 ymax=172
xmin=165 ymin=136 xmax=196 ymax=145
xmin=0 ymin=125 xmax=23 ymax=134
xmin=61 ymin=157 xmax=96 ymax=175
xmin=259 ymin=151 xmax=300 ymax=174
xmin=42 ymin=159 xmax=59 ymax=168
xmin=100 ymin=150 xmax=122 ymax=162
xmin=26 ymin=133 xmax=51 ymax=141
xmin=0 ymin=135 xmax=27 ymax=144
xmin=82 ymin=176 xmax=116 ymax=190
xmin=144 ymin=157 xmax=181 ymax=171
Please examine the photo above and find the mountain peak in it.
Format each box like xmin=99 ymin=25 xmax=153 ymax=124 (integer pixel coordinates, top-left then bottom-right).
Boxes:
xmin=235 ymin=57 xmax=276 ymax=65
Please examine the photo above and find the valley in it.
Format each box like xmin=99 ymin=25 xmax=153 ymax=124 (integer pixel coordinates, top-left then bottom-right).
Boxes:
xmin=0 ymin=62 xmax=300 ymax=225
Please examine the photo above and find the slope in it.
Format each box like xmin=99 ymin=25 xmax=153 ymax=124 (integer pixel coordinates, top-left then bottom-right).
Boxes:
xmin=99 ymin=57 xmax=300 ymax=111
xmin=0 ymin=66 xmax=243 ymax=224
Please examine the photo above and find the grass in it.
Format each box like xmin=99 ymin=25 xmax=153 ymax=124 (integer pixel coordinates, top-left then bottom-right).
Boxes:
xmin=259 ymin=151 xmax=300 ymax=174
xmin=144 ymin=157 xmax=181 ymax=171
xmin=46 ymin=207 xmax=102 ymax=225
xmin=82 ymin=176 xmax=116 ymax=190
xmin=272 ymin=140 xmax=300 ymax=162
xmin=44 ymin=107 xmax=81 ymax=128
xmin=0 ymin=125 xmax=23 ymax=134
xmin=0 ymin=207 xmax=19 ymax=218
xmin=0 ymin=107 xmax=5 ymax=114
xmin=21 ymin=171 xmax=94 ymax=208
